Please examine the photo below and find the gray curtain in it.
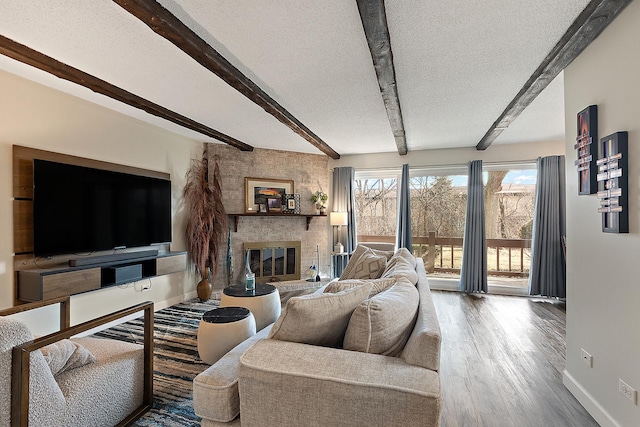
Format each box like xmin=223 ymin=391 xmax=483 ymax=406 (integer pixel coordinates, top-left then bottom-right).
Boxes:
xmin=459 ymin=160 xmax=487 ymax=293
xmin=529 ymin=156 xmax=566 ymax=298
xmin=332 ymin=167 xmax=357 ymax=253
xmin=396 ymin=164 xmax=412 ymax=250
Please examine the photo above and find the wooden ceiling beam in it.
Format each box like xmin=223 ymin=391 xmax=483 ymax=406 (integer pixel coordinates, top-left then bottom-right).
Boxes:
xmin=476 ymin=0 xmax=632 ymax=150
xmin=0 ymin=34 xmax=253 ymax=151
xmin=114 ymin=0 xmax=340 ymax=159
xmin=357 ymin=0 xmax=408 ymax=156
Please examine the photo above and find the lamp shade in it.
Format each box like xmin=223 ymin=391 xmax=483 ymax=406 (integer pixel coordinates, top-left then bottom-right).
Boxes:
xmin=329 ymin=211 xmax=348 ymax=226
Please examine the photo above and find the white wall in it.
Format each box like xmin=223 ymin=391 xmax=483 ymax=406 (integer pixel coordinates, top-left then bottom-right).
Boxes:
xmin=0 ymin=69 xmax=202 ymax=333
xmin=563 ymin=3 xmax=640 ymax=426
xmin=329 ymin=139 xmax=564 ymax=170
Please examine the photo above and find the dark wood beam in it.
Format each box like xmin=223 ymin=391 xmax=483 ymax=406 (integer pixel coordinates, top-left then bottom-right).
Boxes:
xmin=0 ymin=35 xmax=253 ymax=151
xmin=114 ymin=0 xmax=340 ymax=160
xmin=476 ymin=0 xmax=632 ymax=150
xmin=356 ymin=0 xmax=408 ymax=156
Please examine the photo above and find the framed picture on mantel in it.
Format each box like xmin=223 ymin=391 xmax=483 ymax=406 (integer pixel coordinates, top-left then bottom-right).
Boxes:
xmin=245 ymin=177 xmax=293 ymax=213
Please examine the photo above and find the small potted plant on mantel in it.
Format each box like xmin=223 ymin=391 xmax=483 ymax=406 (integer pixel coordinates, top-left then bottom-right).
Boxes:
xmin=311 ymin=190 xmax=328 ymax=215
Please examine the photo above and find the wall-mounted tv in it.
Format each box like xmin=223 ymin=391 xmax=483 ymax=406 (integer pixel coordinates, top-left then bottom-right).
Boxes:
xmin=33 ymin=159 xmax=172 ymax=257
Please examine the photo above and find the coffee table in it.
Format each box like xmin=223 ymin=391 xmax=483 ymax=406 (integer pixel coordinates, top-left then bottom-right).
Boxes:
xmin=220 ymin=283 xmax=281 ymax=331
xmin=197 ymin=307 xmax=256 ymax=365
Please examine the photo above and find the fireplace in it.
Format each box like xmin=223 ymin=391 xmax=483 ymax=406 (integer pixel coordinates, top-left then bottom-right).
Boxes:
xmin=244 ymin=241 xmax=301 ymax=284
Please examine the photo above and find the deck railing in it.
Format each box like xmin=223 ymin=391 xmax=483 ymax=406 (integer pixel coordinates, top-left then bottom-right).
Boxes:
xmin=358 ymin=232 xmax=531 ymax=277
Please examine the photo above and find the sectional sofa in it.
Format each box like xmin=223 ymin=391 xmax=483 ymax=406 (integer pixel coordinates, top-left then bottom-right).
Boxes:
xmin=193 ymin=243 xmax=442 ymax=426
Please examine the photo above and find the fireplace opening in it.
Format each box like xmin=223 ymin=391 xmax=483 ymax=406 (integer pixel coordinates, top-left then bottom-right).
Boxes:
xmin=244 ymin=241 xmax=301 ymax=284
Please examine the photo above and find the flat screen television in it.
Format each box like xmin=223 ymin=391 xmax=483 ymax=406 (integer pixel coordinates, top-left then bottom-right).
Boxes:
xmin=33 ymin=159 xmax=172 ymax=257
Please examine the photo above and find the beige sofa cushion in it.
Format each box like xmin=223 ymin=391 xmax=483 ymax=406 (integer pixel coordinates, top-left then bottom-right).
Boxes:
xmin=324 ymin=277 xmax=396 ymax=298
xmin=340 ymin=244 xmax=394 ymax=280
xmin=401 ymin=278 xmax=442 ymax=372
xmin=269 ymin=283 xmax=372 ymax=347
xmin=381 ymin=250 xmax=419 ymax=285
xmin=239 ymin=339 xmax=441 ymax=427
xmin=343 ymin=278 xmax=419 ymax=356
xmin=193 ymin=325 xmax=273 ymax=423
xmin=41 ymin=339 xmax=96 ymax=376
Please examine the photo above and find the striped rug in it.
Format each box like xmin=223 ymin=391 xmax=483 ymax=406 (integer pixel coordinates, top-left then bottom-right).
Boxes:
xmin=96 ymin=282 xmax=324 ymax=426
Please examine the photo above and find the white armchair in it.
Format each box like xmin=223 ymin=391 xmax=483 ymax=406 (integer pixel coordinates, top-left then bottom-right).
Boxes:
xmin=0 ymin=296 xmax=154 ymax=426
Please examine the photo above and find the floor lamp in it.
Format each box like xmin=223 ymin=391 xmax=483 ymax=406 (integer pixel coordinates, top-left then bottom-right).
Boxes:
xmin=330 ymin=211 xmax=348 ymax=253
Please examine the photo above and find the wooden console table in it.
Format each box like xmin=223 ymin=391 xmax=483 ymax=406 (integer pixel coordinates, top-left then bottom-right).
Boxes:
xmin=17 ymin=251 xmax=187 ymax=302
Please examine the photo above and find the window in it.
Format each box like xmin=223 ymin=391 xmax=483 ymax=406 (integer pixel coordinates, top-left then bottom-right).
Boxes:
xmin=354 ymin=163 xmax=537 ymax=291
xmin=409 ymin=171 xmax=468 ymax=280
xmin=483 ymin=166 xmax=536 ymax=288
xmin=354 ymin=175 xmax=397 ymax=243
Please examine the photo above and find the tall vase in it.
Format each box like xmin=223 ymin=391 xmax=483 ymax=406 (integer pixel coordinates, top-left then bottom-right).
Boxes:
xmin=197 ymin=271 xmax=212 ymax=302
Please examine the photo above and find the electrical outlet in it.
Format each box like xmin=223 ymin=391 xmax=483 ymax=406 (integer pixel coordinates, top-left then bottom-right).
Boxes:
xmin=619 ymin=379 xmax=637 ymax=405
xmin=581 ymin=348 xmax=592 ymax=368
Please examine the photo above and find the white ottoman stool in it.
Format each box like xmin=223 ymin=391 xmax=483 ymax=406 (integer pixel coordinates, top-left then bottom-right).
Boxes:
xmin=197 ymin=307 xmax=256 ymax=365
xmin=220 ymin=284 xmax=281 ymax=331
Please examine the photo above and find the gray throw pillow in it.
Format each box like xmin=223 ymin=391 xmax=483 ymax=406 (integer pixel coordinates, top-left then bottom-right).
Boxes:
xmin=340 ymin=244 xmax=394 ymax=280
xmin=325 ymin=277 xmax=396 ymax=298
xmin=343 ymin=278 xmax=419 ymax=356
xmin=350 ymin=251 xmax=387 ymax=279
xmin=381 ymin=251 xmax=419 ymax=285
xmin=269 ymin=283 xmax=372 ymax=347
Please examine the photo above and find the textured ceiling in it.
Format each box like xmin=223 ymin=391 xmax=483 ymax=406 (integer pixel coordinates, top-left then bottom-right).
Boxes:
xmin=0 ymin=0 xmax=590 ymax=156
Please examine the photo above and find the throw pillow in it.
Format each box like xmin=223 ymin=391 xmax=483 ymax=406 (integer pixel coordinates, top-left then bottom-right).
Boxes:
xmin=381 ymin=251 xmax=419 ymax=285
xmin=41 ymin=339 xmax=97 ymax=376
xmin=339 ymin=244 xmax=394 ymax=280
xmin=350 ymin=251 xmax=387 ymax=280
xmin=324 ymin=277 xmax=396 ymax=298
xmin=343 ymin=278 xmax=419 ymax=356
xmin=394 ymin=247 xmax=417 ymax=269
xmin=269 ymin=283 xmax=372 ymax=347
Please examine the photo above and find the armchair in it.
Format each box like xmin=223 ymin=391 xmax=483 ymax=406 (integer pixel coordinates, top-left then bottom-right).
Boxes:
xmin=0 ymin=296 xmax=154 ymax=426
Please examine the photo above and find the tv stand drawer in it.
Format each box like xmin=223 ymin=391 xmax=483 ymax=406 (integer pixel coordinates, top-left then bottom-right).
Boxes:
xmin=157 ymin=253 xmax=187 ymax=275
xmin=19 ymin=268 xmax=101 ymax=302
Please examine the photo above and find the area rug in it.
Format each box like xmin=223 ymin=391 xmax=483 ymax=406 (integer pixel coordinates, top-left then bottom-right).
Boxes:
xmin=95 ymin=281 xmax=324 ymax=426
xmin=95 ymin=298 xmax=220 ymax=426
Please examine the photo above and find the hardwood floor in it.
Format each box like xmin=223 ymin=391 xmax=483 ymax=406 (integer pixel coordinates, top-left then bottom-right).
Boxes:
xmin=432 ymin=290 xmax=598 ymax=427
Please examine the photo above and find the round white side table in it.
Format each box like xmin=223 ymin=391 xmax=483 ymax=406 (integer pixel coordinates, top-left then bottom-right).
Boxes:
xmin=197 ymin=307 xmax=256 ymax=365
xmin=220 ymin=284 xmax=281 ymax=331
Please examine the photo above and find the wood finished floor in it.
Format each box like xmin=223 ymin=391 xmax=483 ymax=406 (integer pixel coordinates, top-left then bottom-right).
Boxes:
xmin=432 ymin=290 xmax=598 ymax=427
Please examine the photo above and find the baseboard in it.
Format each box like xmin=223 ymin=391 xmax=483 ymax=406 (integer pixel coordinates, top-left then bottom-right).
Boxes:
xmin=155 ymin=291 xmax=198 ymax=311
xmin=77 ymin=291 xmax=201 ymax=336
xmin=563 ymin=370 xmax=620 ymax=427
xmin=428 ymin=277 xmax=530 ymax=296
xmin=428 ymin=278 xmax=459 ymax=291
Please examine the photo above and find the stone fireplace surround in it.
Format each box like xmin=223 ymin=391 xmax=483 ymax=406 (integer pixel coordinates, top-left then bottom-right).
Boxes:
xmin=206 ymin=144 xmax=330 ymax=290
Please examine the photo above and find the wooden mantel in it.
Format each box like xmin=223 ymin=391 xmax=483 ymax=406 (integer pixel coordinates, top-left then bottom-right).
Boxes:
xmin=228 ymin=213 xmax=327 ymax=232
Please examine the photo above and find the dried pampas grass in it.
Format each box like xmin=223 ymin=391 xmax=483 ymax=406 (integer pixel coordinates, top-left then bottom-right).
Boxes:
xmin=183 ymin=150 xmax=227 ymax=281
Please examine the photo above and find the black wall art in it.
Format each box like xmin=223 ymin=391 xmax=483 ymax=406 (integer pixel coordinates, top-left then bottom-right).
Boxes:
xmin=596 ymin=131 xmax=628 ymax=233
xmin=575 ymin=105 xmax=598 ymax=195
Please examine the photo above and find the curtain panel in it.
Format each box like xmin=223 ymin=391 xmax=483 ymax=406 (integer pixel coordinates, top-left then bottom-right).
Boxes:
xmin=331 ymin=167 xmax=357 ymax=253
xmin=396 ymin=163 xmax=412 ymax=250
xmin=459 ymin=160 xmax=487 ymax=293
xmin=529 ymin=155 xmax=566 ymax=298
